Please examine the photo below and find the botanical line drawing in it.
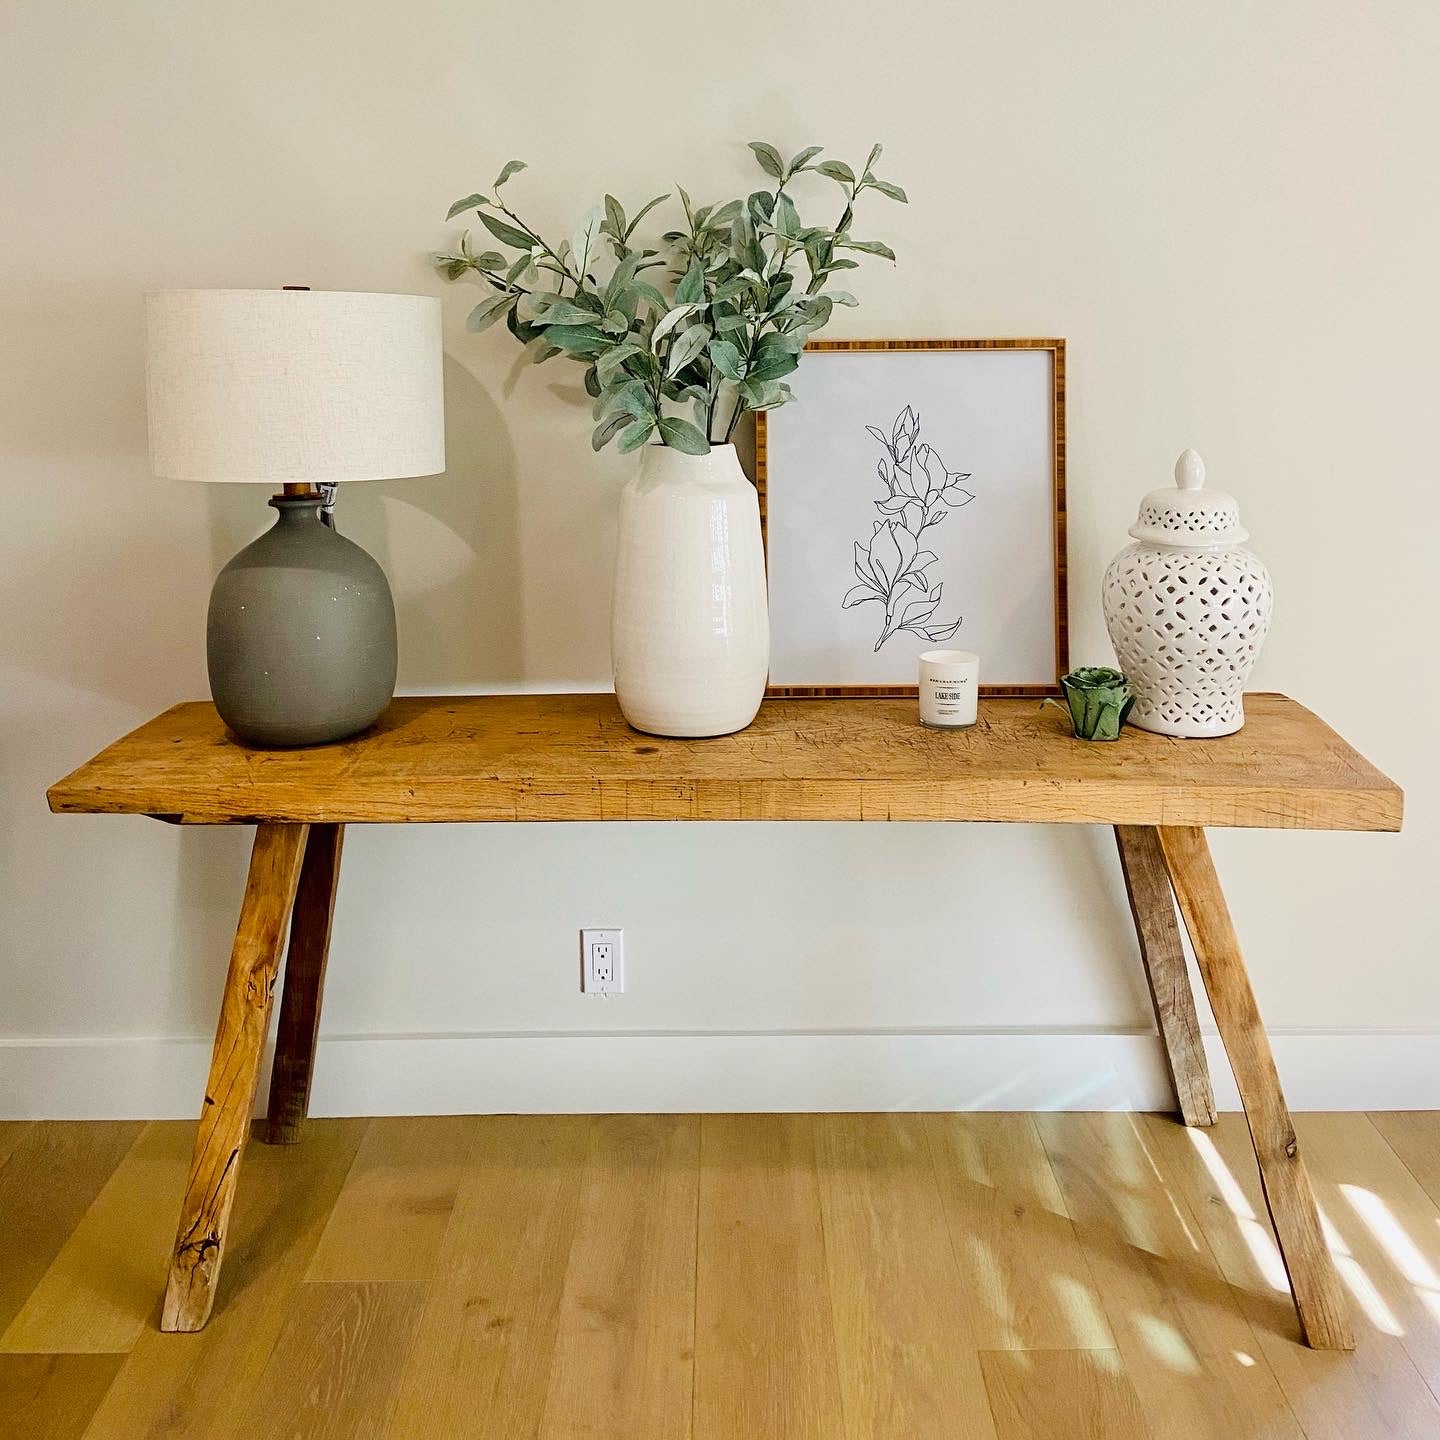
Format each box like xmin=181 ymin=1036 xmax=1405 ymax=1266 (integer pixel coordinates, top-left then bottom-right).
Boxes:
xmin=842 ymin=404 xmax=975 ymax=649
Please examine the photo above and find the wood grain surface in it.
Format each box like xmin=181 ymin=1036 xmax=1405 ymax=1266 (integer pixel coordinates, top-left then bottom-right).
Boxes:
xmin=265 ymin=822 xmax=344 ymax=1145
xmin=160 ymin=823 xmax=309 ymax=1332
xmin=7 ymin=1114 xmax=1440 ymax=1437
xmin=1115 ymin=824 xmax=1218 ymax=1126
xmin=46 ymin=692 xmax=1401 ymax=830
xmin=1159 ymin=825 xmax=1354 ymax=1350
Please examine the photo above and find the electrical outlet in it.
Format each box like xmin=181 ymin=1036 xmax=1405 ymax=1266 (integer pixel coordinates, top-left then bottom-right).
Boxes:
xmin=580 ymin=928 xmax=624 ymax=994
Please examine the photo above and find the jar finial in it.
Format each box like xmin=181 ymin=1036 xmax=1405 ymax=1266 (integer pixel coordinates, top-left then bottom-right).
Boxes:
xmin=1175 ymin=448 xmax=1205 ymax=491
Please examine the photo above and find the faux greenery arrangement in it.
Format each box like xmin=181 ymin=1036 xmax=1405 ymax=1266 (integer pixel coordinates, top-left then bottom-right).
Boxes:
xmin=437 ymin=142 xmax=906 ymax=456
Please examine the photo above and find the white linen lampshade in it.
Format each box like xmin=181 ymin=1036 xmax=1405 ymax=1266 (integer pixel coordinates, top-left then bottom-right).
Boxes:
xmin=145 ymin=289 xmax=445 ymax=483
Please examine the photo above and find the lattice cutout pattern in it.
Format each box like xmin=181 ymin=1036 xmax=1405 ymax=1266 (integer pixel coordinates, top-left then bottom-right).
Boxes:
xmin=1103 ymin=543 xmax=1273 ymax=737
xmin=1136 ymin=499 xmax=1237 ymax=538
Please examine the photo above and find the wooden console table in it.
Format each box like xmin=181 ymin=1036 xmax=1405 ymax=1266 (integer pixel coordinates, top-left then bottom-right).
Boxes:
xmin=47 ymin=692 xmax=1401 ymax=1347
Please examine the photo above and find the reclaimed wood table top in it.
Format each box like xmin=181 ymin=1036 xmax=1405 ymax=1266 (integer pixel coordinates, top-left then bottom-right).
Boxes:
xmin=47 ymin=692 xmax=1401 ymax=830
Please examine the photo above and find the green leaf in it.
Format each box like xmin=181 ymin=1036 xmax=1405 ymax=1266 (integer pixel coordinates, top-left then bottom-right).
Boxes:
xmin=470 ymin=251 xmax=506 ymax=270
xmin=714 ymin=311 xmax=750 ymax=334
xmin=666 ymin=323 xmax=712 ymax=377
xmin=863 ymin=142 xmax=884 ymax=176
xmin=600 ymin=310 xmax=630 ymax=336
xmin=479 ymin=211 xmax=535 ymax=250
xmin=446 ymin=193 xmax=489 ymax=220
xmin=650 ymin=304 xmax=699 ymax=349
xmin=773 ymin=193 xmax=801 ymax=238
xmin=603 ymin=252 xmax=641 ymax=307
xmin=617 ymin=417 xmax=656 ymax=453
xmin=571 ymin=206 xmax=603 ymax=277
xmin=738 ymin=377 xmax=787 ymax=409
xmin=466 ymin=293 xmax=514 ymax=332
xmin=530 ymin=300 xmax=603 ymax=327
xmin=623 ymin=193 xmax=670 ymax=240
xmin=707 ymin=339 xmax=745 ymax=382
xmin=631 ymin=279 xmax=670 ymax=312
xmin=674 ymin=260 xmax=706 ymax=306
xmin=657 ymin=416 xmax=710 ymax=454
xmin=604 ymin=193 xmax=626 ymax=238
xmin=840 ymin=238 xmax=897 ymax=260
xmin=596 ymin=378 xmax=654 ymax=421
xmin=591 ymin=412 xmax=631 ymax=451
xmin=746 ymin=333 xmax=801 ymax=383
xmin=442 ymin=259 xmax=468 ymax=281
xmin=493 ymin=159 xmax=527 ymax=189
xmin=583 ymin=364 xmax=602 ymax=398
xmin=787 ymin=145 xmax=824 ymax=175
xmin=747 ymin=141 xmax=785 ymax=178
xmin=544 ymin=324 xmax=607 ymax=356
xmin=822 ymin=290 xmax=859 ymax=306
xmin=527 ymin=339 xmax=562 ymax=364
xmin=868 ymin=179 xmax=908 ymax=203
xmin=596 ymin=342 xmax=644 ymax=382
xmin=816 ymin=160 xmax=855 ymax=184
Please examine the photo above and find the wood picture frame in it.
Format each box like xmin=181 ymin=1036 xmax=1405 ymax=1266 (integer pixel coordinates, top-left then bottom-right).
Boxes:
xmin=754 ymin=338 xmax=1067 ymax=698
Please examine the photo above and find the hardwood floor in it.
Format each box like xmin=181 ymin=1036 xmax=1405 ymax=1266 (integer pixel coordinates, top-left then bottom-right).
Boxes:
xmin=3 ymin=1114 xmax=1440 ymax=1438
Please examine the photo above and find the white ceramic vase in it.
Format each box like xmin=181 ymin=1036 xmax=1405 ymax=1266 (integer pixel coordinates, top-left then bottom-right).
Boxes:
xmin=611 ymin=443 xmax=769 ymax=737
xmin=1102 ymin=449 xmax=1273 ymax=737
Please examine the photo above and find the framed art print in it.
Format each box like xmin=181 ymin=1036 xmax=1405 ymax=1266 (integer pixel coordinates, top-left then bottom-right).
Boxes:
xmin=756 ymin=338 xmax=1067 ymax=697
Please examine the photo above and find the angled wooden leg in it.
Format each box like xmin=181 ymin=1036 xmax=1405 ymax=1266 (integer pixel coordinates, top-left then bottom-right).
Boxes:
xmin=1157 ymin=825 xmax=1353 ymax=1350
xmin=1114 ymin=825 xmax=1217 ymax=1127
xmin=264 ymin=823 xmax=344 ymax=1145
xmin=161 ymin=822 xmax=309 ymax=1332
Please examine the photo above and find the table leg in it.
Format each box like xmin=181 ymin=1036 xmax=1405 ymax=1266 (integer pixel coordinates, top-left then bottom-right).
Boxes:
xmin=1156 ymin=825 xmax=1353 ymax=1350
xmin=1114 ymin=825 xmax=1217 ymax=1127
xmin=264 ymin=823 xmax=344 ymax=1145
xmin=161 ymin=822 xmax=310 ymax=1333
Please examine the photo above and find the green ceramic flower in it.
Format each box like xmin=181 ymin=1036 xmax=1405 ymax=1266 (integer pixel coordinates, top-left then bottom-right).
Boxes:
xmin=1058 ymin=667 xmax=1134 ymax=741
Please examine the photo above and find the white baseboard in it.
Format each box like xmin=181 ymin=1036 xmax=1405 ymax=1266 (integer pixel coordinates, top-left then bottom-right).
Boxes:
xmin=0 ymin=1029 xmax=1435 ymax=1119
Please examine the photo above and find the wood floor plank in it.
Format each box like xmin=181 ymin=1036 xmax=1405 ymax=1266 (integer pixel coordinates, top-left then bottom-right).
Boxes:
xmin=233 ymin=1282 xmax=425 ymax=1439
xmin=537 ymin=1115 xmax=699 ymax=1440
xmin=980 ymin=1348 xmax=1152 ymax=1440
xmin=694 ymin=1114 xmax=844 ymax=1440
xmin=0 ymin=1121 xmax=143 ymax=1335
xmin=385 ymin=1114 xmax=589 ymax=1440
xmin=0 ymin=1122 xmax=35 ymax=1176
xmin=80 ymin=1118 xmax=367 ymax=1440
xmin=307 ymin=1115 xmax=479 ymax=1282
xmin=1 ymin=1123 xmax=193 ymax=1353
xmin=1140 ymin=1113 xmax=1440 ymax=1440
xmin=1370 ymin=1112 xmax=1440 ymax=1212
xmin=0 ymin=1354 xmax=124 ymax=1440
xmin=925 ymin=1112 xmax=1112 ymax=1350
xmin=1036 ymin=1112 xmax=1302 ymax=1439
xmin=1292 ymin=1114 xmax=1440 ymax=1399
xmin=817 ymin=1114 xmax=996 ymax=1440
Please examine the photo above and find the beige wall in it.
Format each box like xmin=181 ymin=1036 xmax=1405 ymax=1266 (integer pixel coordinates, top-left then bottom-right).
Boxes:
xmin=1 ymin=1 xmax=1434 ymax=1113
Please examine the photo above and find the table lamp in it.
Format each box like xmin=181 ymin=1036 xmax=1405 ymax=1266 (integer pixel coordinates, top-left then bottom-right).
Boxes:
xmin=145 ymin=288 xmax=445 ymax=747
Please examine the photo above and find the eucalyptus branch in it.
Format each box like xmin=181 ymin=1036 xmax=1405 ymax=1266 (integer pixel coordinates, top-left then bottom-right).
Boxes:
xmin=438 ymin=141 xmax=904 ymax=455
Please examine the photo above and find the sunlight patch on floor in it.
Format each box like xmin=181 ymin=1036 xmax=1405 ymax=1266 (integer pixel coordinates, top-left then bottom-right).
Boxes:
xmin=1319 ymin=1204 xmax=1403 ymax=1337
xmin=1050 ymin=1272 xmax=1109 ymax=1346
xmin=1135 ymin=1313 xmax=1202 ymax=1375
xmin=1343 ymin=1183 xmax=1440 ymax=1324
xmin=1186 ymin=1128 xmax=1289 ymax=1293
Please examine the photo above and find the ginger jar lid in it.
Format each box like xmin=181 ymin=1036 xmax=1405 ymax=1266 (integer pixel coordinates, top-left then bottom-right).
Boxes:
xmin=1129 ymin=449 xmax=1249 ymax=548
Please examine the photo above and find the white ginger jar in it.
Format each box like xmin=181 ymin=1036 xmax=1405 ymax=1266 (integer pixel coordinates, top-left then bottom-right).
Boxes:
xmin=1102 ymin=449 xmax=1273 ymax=737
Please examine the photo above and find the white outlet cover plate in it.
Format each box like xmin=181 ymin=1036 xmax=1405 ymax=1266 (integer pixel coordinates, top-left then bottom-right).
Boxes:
xmin=580 ymin=928 xmax=624 ymax=994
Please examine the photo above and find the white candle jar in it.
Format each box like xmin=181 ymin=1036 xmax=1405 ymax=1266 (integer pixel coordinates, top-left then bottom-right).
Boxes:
xmin=918 ymin=650 xmax=980 ymax=729
xmin=1102 ymin=449 xmax=1273 ymax=738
